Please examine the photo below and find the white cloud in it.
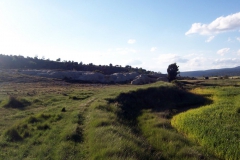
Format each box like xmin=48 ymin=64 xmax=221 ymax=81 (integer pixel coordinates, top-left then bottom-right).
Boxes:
xmin=181 ymin=56 xmax=240 ymax=71
xmin=238 ymin=49 xmax=240 ymax=55
xmin=127 ymin=59 xmax=142 ymax=66
xmin=150 ymin=47 xmax=157 ymax=52
xmin=152 ymin=52 xmax=240 ymax=72
xmin=185 ymin=57 xmax=210 ymax=70
xmin=237 ymin=37 xmax=240 ymax=42
xmin=115 ymin=48 xmax=136 ymax=54
xmin=155 ymin=51 xmax=240 ymax=72
xmin=213 ymin=58 xmax=240 ymax=67
xmin=128 ymin=39 xmax=136 ymax=44
xmin=186 ymin=12 xmax=240 ymax=35
xmin=154 ymin=53 xmax=212 ymax=72
xmin=217 ymin=48 xmax=230 ymax=56
xmin=158 ymin=54 xmax=188 ymax=64
xmin=227 ymin=37 xmax=233 ymax=42
xmin=205 ymin=36 xmax=215 ymax=42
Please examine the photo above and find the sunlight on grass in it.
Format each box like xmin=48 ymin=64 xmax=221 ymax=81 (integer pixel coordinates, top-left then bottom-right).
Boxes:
xmin=1 ymin=78 xmax=240 ymax=159
xmin=172 ymin=87 xmax=240 ymax=160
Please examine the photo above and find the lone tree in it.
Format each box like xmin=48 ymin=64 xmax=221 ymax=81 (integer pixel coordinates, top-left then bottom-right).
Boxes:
xmin=167 ymin=63 xmax=180 ymax=82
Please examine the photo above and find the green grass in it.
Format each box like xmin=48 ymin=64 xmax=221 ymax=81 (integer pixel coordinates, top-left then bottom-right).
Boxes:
xmin=172 ymin=86 xmax=240 ymax=160
xmin=1 ymin=74 xmax=240 ymax=159
xmin=106 ymin=84 xmax=216 ymax=159
xmin=1 ymin=96 xmax=31 ymax=109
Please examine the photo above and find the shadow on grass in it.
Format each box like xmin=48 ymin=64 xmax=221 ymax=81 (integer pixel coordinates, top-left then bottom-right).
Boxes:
xmin=105 ymin=86 xmax=213 ymax=159
xmin=107 ymin=86 xmax=212 ymax=129
xmin=3 ymin=96 xmax=31 ymax=110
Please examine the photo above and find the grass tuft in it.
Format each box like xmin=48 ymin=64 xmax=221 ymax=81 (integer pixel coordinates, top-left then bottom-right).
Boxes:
xmin=2 ymin=96 xmax=31 ymax=109
xmin=236 ymin=107 xmax=240 ymax=113
xmin=66 ymin=126 xmax=83 ymax=143
xmin=36 ymin=123 xmax=50 ymax=130
xmin=27 ymin=116 xmax=39 ymax=123
xmin=4 ymin=128 xmax=22 ymax=142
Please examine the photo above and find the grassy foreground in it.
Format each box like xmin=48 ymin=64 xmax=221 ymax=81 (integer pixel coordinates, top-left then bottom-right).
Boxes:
xmin=0 ymin=72 xmax=236 ymax=159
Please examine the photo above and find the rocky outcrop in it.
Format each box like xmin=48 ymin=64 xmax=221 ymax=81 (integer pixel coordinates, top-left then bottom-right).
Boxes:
xmin=131 ymin=74 xmax=168 ymax=85
xmin=131 ymin=75 xmax=156 ymax=85
xmin=19 ymin=70 xmax=140 ymax=84
xmin=18 ymin=70 xmax=167 ymax=84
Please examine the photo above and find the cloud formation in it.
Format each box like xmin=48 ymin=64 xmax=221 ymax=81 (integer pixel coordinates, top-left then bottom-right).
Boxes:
xmin=186 ymin=12 xmax=240 ymax=35
xmin=205 ymin=36 xmax=215 ymax=42
xmin=217 ymin=48 xmax=230 ymax=56
xmin=115 ymin=48 xmax=136 ymax=54
xmin=150 ymin=47 xmax=157 ymax=52
xmin=158 ymin=54 xmax=188 ymax=64
xmin=127 ymin=59 xmax=142 ymax=66
xmin=213 ymin=58 xmax=240 ymax=67
xmin=237 ymin=37 xmax=240 ymax=42
xmin=238 ymin=49 xmax=240 ymax=55
xmin=154 ymin=52 xmax=240 ymax=72
xmin=128 ymin=39 xmax=136 ymax=44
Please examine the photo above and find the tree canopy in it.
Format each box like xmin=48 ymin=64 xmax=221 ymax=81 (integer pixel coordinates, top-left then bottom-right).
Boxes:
xmin=0 ymin=54 xmax=151 ymax=75
xmin=167 ymin=63 xmax=180 ymax=82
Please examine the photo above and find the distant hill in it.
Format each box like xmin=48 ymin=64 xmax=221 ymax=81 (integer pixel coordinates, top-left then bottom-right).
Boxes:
xmin=0 ymin=54 xmax=151 ymax=75
xmin=180 ymin=66 xmax=240 ymax=77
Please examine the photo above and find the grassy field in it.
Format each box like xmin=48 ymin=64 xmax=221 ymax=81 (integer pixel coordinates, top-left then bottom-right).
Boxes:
xmin=0 ymin=71 xmax=239 ymax=159
xmin=172 ymin=86 xmax=240 ymax=160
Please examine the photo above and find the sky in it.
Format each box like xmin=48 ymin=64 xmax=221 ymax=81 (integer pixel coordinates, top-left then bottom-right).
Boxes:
xmin=1 ymin=0 xmax=240 ymax=73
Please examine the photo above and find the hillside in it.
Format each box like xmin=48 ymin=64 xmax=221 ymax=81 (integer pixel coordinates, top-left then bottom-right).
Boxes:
xmin=0 ymin=54 xmax=151 ymax=75
xmin=181 ymin=66 xmax=240 ymax=77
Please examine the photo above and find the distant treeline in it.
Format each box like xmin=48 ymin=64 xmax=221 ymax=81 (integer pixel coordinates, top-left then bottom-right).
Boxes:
xmin=0 ymin=54 xmax=152 ymax=75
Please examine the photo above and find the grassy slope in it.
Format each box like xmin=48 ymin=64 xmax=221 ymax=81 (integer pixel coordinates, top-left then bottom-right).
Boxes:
xmin=172 ymin=86 xmax=240 ymax=160
xmin=0 ymin=71 xmax=231 ymax=159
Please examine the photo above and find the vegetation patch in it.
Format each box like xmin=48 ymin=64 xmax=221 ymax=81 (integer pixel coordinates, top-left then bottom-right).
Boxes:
xmin=66 ymin=126 xmax=83 ymax=143
xmin=3 ymin=128 xmax=23 ymax=142
xmin=109 ymin=86 xmax=212 ymax=125
xmin=69 ymin=92 xmax=93 ymax=100
xmin=105 ymin=85 xmax=216 ymax=159
xmin=2 ymin=96 xmax=31 ymax=109
xmin=3 ymin=113 xmax=62 ymax=142
xmin=172 ymin=87 xmax=240 ymax=159
xmin=1 ymin=77 xmax=240 ymax=159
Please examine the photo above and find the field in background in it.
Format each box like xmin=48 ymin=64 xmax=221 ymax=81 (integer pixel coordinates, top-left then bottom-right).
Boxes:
xmin=0 ymin=71 xmax=239 ymax=159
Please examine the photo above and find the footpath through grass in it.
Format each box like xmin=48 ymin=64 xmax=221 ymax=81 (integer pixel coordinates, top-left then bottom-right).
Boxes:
xmin=172 ymin=86 xmax=240 ymax=160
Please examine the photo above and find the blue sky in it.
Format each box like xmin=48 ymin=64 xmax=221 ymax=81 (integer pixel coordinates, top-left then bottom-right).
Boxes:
xmin=1 ymin=0 xmax=240 ymax=73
